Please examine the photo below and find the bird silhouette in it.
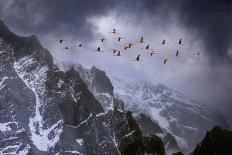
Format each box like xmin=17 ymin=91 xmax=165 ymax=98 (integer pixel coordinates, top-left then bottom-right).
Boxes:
xmin=96 ymin=47 xmax=104 ymax=52
xmin=112 ymin=49 xmax=117 ymax=54
xmin=161 ymin=39 xmax=166 ymax=45
xmin=136 ymin=54 xmax=141 ymax=61
xmin=78 ymin=43 xmax=84 ymax=47
xmin=145 ymin=44 xmax=150 ymax=50
xmin=163 ymin=58 xmax=168 ymax=64
xmin=176 ymin=50 xmax=179 ymax=57
xmin=128 ymin=43 xmax=133 ymax=48
xmin=124 ymin=45 xmax=129 ymax=50
xmin=150 ymin=51 xmax=154 ymax=56
xmin=59 ymin=39 xmax=64 ymax=44
xmin=117 ymin=37 xmax=123 ymax=42
xmin=99 ymin=38 xmax=107 ymax=43
xmin=140 ymin=37 xmax=144 ymax=43
xmin=109 ymin=28 xmax=119 ymax=34
xmin=117 ymin=51 xmax=121 ymax=56
xmin=178 ymin=38 xmax=182 ymax=45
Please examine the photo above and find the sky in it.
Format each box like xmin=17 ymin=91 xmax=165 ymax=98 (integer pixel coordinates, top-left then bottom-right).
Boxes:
xmin=0 ymin=0 xmax=232 ymax=125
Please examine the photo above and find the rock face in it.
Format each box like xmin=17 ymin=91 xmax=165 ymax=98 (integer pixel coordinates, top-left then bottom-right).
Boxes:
xmin=190 ymin=126 xmax=232 ymax=155
xmin=0 ymin=21 xmax=165 ymax=155
xmin=111 ymin=77 xmax=230 ymax=153
xmin=56 ymin=62 xmax=124 ymax=111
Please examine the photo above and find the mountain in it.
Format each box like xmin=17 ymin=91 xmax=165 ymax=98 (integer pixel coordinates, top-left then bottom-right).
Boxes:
xmin=0 ymin=20 xmax=164 ymax=155
xmin=111 ymin=77 xmax=230 ymax=153
xmin=190 ymin=126 xmax=232 ymax=155
xmin=56 ymin=62 xmax=124 ymax=111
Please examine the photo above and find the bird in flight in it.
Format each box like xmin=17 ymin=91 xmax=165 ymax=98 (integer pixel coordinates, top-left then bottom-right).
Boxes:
xmin=117 ymin=51 xmax=121 ymax=56
xmin=124 ymin=45 xmax=129 ymax=50
xmin=176 ymin=50 xmax=179 ymax=57
xmin=96 ymin=47 xmax=104 ymax=52
xmin=109 ymin=28 xmax=119 ymax=34
xmin=140 ymin=36 xmax=144 ymax=43
xmin=59 ymin=39 xmax=64 ymax=44
xmin=112 ymin=49 xmax=118 ymax=54
xmin=150 ymin=51 xmax=155 ymax=56
xmin=78 ymin=43 xmax=84 ymax=48
xmin=115 ymin=37 xmax=123 ymax=42
xmin=99 ymin=38 xmax=107 ymax=43
xmin=145 ymin=44 xmax=150 ymax=50
xmin=128 ymin=43 xmax=133 ymax=48
xmin=136 ymin=54 xmax=141 ymax=61
xmin=161 ymin=39 xmax=166 ymax=45
xmin=178 ymin=38 xmax=182 ymax=45
xmin=163 ymin=58 xmax=168 ymax=64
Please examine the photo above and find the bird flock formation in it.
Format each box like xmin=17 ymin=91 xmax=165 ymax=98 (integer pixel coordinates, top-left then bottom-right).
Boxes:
xmin=57 ymin=28 xmax=202 ymax=64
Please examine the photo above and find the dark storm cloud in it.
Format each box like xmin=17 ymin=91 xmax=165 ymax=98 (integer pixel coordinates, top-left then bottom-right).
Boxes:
xmin=177 ymin=0 xmax=232 ymax=62
xmin=0 ymin=0 xmax=117 ymax=41
xmin=0 ymin=0 xmax=231 ymax=61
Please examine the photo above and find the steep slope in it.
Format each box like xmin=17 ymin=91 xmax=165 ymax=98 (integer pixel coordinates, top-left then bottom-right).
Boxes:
xmin=111 ymin=77 xmax=230 ymax=153
xmin=56 ymin=62 xmax=124 ymax=111
xmin=0 ymin=20 xmax=165 ymax=155
xmin=190 ymin=126 xmax=232 ymax=155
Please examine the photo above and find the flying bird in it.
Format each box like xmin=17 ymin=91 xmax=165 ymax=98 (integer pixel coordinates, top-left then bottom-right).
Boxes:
xmin=176 ymin=50 xmax=179 ymax=57
xmin=161 ymin=39 xmax=166 ymax=45
xmin=117 ymin=51 xmax=121 ymax=56
xmin=112 ymin=49 xmax=118 ymax=54
xmin=140 ymin=37 xmax=144 ymax=43
xmin=96 ymin=47 xmax=104 ymax=52
xmin=136 ymin=54 xmax=141 ymax=61
xmin=163 ymin=58 xmax=168 ymax=64
xmin=78 ymin=43 xmax=84 ymax=47
xmin=109 ymin=28 xmax=119 ymax=34
xmin=150 ymin=51 xmax=154 ymax=56
xmin=178 ymin=38 xmax=182 ymax=45
xmin=99 ymin=38 xmax=107 ymax=43
xmin=115 ymin=37 xmax=123 ymax=42
xmin=145 ymin=44 xmax=150 ymax=50
xmin=128 ymin=43 xmax=133 ymax=48
xmin=59 ymin=39 xmax=64 ymax=44
xmin=124 ymin=45 xmax=129 ymax=50
xmin=61 ymin=46 xmax=70 ymax=50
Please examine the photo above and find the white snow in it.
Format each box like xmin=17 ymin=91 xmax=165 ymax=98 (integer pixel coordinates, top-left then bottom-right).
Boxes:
xmin=65 ymin=150 xmax=83 ymax=155
xmin=123 ymin=130 xmax=136 ymax=138
xmin=57 ymin=79 xmax=64 ymax=88
xmin=150 ymin=107 xmax=170 ymax=131
xmin=173 ymin=135 xmax=188 ymax=150
xmin=17 ymin=145 xmax=31 ymax=155
xmin=183 ymin=126 xmax=199 ymax=132
xmin=0 ymin=122 xmax=12 ymax=132
xmin=13 ymin=56 xmax=63 ymax=151
xmin=76 ymin=138 xmax=84 ymax=146
xmin=0 ymin=76 xmax=8 ymax=89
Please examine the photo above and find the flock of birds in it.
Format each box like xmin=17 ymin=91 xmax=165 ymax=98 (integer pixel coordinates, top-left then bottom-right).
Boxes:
xmin=57 ymin=28 xmax=202 ymax=64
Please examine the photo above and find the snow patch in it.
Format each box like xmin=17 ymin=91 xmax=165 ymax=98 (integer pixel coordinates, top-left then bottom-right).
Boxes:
xmin=0 ymin=76 xmax=8 ymax=89
xmin=65 ymin=150 xmax=83 ymax=155
xmin=13 ymin=56 xmax=63 ymax=151
xmin=76 ymin=139 xmax=84 ymax=146
xmin=0 ymin=122 xmax=12 ymax=132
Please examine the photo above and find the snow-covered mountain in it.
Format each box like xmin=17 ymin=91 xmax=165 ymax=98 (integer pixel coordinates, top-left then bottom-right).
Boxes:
xmin=0 ymin=20 xmax=165 ymax=155
xmin=58 ymin=60 xmax=230 ymax=154
xmin=111 ymin=77 xmax=230 ymax=152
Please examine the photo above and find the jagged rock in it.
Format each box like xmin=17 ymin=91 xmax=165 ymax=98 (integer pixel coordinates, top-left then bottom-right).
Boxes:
xmin=111 ymin=77 xmax=230 ymax=153
xmin=190 ymin=126 xmax=232 ymax=155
